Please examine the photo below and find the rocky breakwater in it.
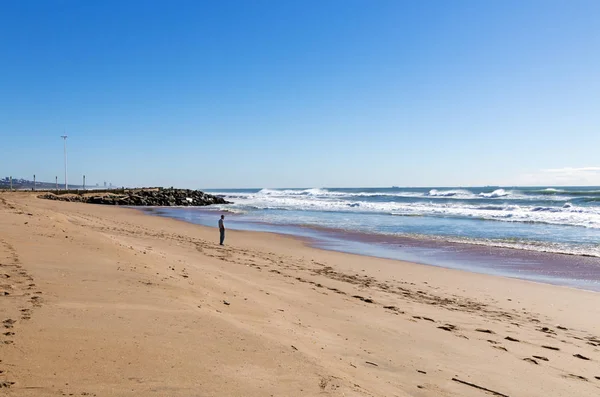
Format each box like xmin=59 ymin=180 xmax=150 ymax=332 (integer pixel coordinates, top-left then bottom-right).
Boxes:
xmin=38 ymin=188 xmax=231 ymax=207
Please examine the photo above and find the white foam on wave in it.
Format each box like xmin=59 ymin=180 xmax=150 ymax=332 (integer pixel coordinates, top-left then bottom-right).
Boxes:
xmin=258 ymin=188 xmax=335 ymax=197
xmin=211 ymin=187 xmax=581 ymax=202
xmin=217 ymin=190 xmax=600 ymax=229
xmin=428 ymin=188 xmax=512 ymax=199
xmin=479 ymin=189 xmax=510 ymax=198
xmin=257 ymin=188 xmax=422 ymax=198
xmin=543 ymin=188 xmax=565 ymax=193
xmin=255 ymin=188 xmax=479 ymax=200
xmin=391 ymin=202 xmax=600 ymax=229
xmin=428 ymin=189 xmax=473 ymax=197
xmin=255 ymin=188 xmax=562 ymax=201
xmin=425 ymin=234 xmax=600 ymax=257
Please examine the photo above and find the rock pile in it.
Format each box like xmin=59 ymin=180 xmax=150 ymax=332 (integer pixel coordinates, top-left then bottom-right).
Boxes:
xmin=38 ymin=188 xmax=231 ymax=207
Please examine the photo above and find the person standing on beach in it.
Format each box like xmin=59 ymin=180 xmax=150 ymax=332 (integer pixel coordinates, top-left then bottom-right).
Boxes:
xmin=219 ymin=215 xmax=225 ymax=245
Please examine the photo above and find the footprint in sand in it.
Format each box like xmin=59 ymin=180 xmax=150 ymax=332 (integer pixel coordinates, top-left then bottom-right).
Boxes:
xmin=523 ymin=358 xmax=538 ymax=365
xmin=2 ymin=319 xmax=15 ymax=329
xmin=564 ymin=374 xmax=588 ymax=382
xmin=538 ymin=327 xmax=556 ymax=335
xmin=573 ymin=354 xmax=590 ymax=361
xmin=437 ymin=324 xmax=456 ymax=332
xmin=542 ymin=345 xmax=560 ymax=351
xmin=352 ymin=295 xmax=374 ymax=304
xmin=533 ymin=355 xmax=549 ymax=361
xmin=412 ymin=316 xmax=435 ymax=322
xmin=505 ymin=336 xmax=520 ymax=342
xmin=383 ymin=306 xmax=405 ymax=314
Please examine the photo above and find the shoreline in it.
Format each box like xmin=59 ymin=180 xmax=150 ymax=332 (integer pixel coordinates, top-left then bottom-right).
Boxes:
xmin=155 ymin=212 xmax=600 ymax=295
xmin=144 ymin=206 xmax=600 ymax=292
xmin=2 ymin=192 xmax=600 ymax=396
xmin=204 ymin=186 xmax=600 ymax=258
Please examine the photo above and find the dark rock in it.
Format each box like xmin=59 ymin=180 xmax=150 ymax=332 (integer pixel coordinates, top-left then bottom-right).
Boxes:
xmin=38 ymin=188 xmax=232 ymax=207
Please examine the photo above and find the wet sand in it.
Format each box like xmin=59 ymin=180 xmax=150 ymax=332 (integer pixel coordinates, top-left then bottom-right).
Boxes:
xmin=1 ymin=192 xmax=600 ymax=396
xmin=149 ymin=207 xmax=600 ymax=291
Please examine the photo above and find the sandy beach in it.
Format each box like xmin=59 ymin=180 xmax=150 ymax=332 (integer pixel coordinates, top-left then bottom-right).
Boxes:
xmin=1 ymin=192 xmax=600 ymax=397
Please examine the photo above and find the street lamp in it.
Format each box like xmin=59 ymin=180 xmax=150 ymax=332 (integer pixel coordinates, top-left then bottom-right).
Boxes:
xmin=61 ymin=135 xmax=68 ymax=190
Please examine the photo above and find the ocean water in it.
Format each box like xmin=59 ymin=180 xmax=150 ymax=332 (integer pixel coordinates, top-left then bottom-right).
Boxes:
xmin=144 ymin=186 xmax=600 ymax=291
xmin=203 ymin=186 xmax=600 ymax=258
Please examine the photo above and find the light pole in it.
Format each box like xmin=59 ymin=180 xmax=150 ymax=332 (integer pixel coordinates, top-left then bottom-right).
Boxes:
xmin=61 ymin=135 xmax=68 ymax=190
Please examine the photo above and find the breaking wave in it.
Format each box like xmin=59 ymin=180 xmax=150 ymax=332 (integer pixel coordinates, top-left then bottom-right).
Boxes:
xmin=211 ymin=187 xmax=600 ymax=229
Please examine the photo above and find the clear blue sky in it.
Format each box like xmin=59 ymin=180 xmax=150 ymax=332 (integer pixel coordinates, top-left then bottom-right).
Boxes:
xmin=1 ymin=0 xmax=599 ymax=188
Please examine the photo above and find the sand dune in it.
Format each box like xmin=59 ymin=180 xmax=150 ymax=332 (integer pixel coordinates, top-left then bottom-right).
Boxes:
xmin=1 ymin=192 xmax=600 ymax=396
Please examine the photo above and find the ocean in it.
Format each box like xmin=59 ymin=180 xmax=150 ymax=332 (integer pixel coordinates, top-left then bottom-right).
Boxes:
xmin=146 ymin=186 xmax=600 ymax=291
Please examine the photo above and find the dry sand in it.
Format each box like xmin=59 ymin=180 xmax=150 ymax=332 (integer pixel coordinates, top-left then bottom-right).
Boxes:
xmin=1 ymin=192 xmax=600 ymax=396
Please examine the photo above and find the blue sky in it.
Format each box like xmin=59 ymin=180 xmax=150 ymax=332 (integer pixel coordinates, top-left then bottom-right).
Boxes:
xmin=1 ymin=0 xmax=599 ymax=188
